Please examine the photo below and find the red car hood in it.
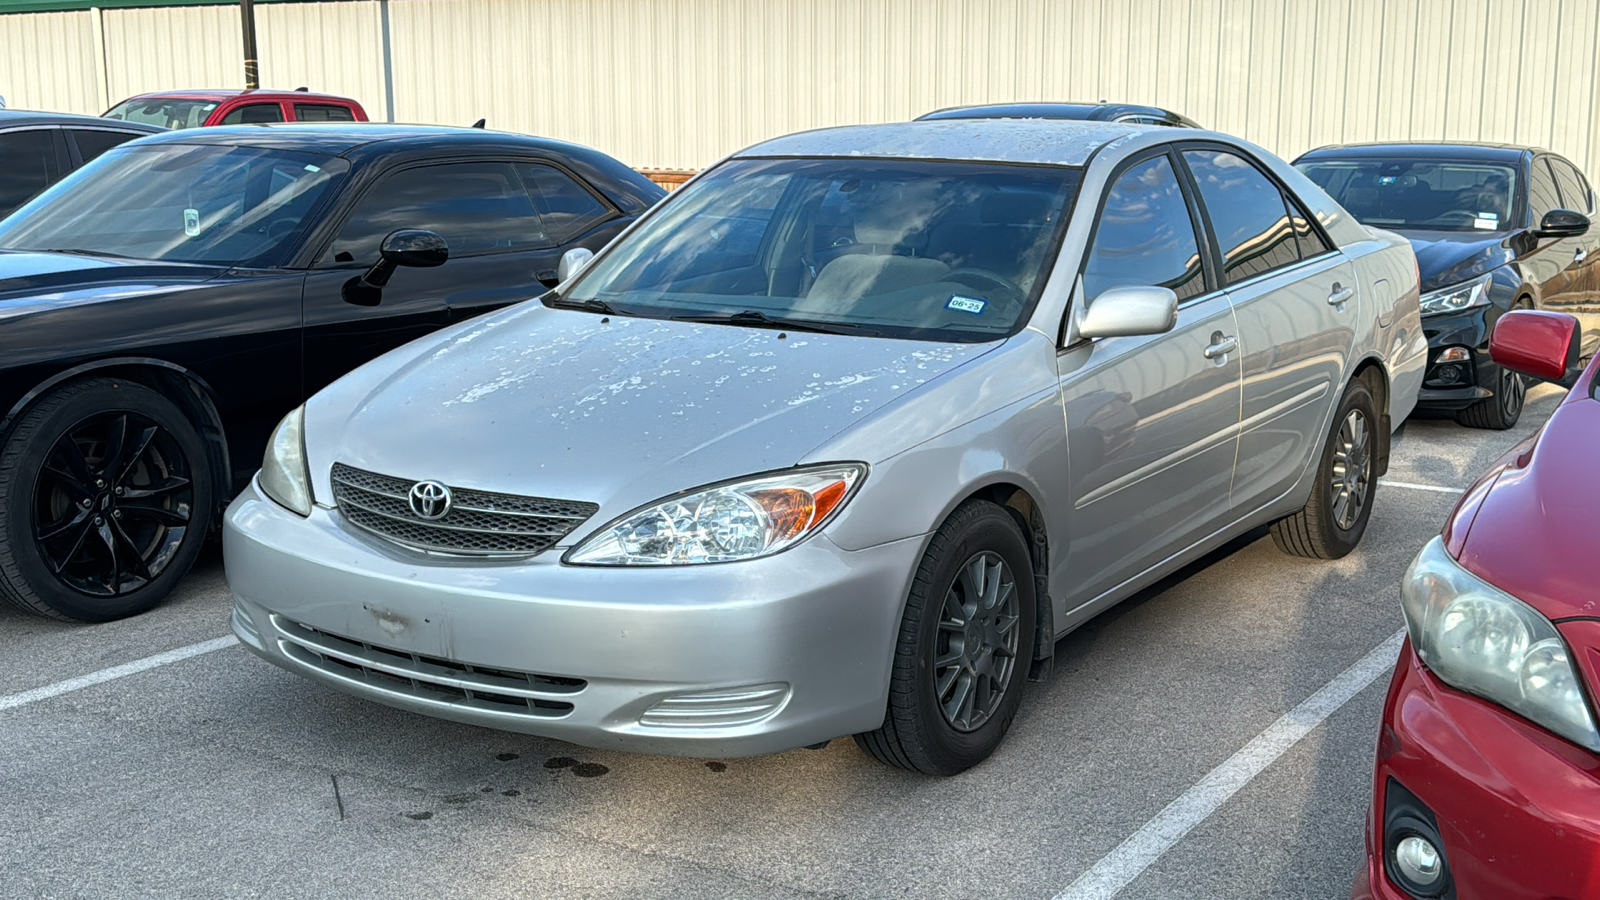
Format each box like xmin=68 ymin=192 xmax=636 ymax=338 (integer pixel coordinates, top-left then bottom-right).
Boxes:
xmin=1454 ymin=390 xmax=1600 ymax=620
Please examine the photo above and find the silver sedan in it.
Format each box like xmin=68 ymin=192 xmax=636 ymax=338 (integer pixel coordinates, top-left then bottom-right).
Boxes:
xmin=224 ymin=120 xmax=1425 ymax=774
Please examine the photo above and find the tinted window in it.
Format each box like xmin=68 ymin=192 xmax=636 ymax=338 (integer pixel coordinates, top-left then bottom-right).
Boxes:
xmin=1083 ymin=154 xmax=1204 ymax=303
xmin=103 ymin=97 xmax=219 ymax=129
xmin=70 ymin=129 xmax=141 ymax=164
xmin=325 ymin=161 xmax=548 ymax=264
xmin=1184 ymin=149 xmax=1300 ymax=283
xmin=1548 ymin=157 xmax=1592 ymax=215
xmin=519 ymin=164 xmax=610 ymax=242
xmin=0 ymin=129 xmax=58 ymax=217
xmin=1285 ymin=192 xmax=1332 ymax=257
xmin=1529 ymin=159 xmax=1562 ymax=221
xmin=295 ymin=104 xmax=355 ymax=122
xmin=220 ymin=103 xmax=284 ymax=125
xmin=1295 ymin=158 xmax=1517 ymax=233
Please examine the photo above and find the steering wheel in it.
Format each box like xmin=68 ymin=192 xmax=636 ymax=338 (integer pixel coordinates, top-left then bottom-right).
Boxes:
xmin=1427 ymin=209 xmax=1483 ymax=225
xmin=938 ymin=267 xmax=1026 ymax=307
xmin=260 ymin=217 xmax=300 ymax=239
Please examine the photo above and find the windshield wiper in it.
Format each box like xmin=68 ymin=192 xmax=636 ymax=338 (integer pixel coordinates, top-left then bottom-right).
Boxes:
xmin=41 ymin=248 xmax=134 ymax=259
xmin=670 ymin=309 xmax=880 ymax=337
xmin=542 ymin=294 xmax=632 ymax=316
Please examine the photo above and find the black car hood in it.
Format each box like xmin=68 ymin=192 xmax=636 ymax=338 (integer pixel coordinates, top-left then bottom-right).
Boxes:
xmin=0 ymin=250 xmax=224 ymax=309
xmin=1395 ymin=230 xmax=1515 ymax=294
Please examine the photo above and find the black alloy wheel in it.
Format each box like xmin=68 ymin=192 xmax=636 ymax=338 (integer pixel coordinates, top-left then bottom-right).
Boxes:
xmin=1328 ymin=407 xmax=1372 ymax=533
xmin=933 ymin=550 xmax=1022 ymax=732
xmin=0 ymin=378 xmax=213 ymax=622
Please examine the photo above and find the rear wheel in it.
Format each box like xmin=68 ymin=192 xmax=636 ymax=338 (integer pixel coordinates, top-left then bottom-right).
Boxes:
xmin=1271 ymin=378 xmax=1377 ymax=560
xmin=855 ymin=500 xmax=1036 ymax=775
xmin=0 ymin=378 xmax=212 ymax=622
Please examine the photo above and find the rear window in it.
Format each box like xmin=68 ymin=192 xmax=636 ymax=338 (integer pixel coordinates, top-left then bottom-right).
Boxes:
xmin=1295 ymin=157 xmax=1518 ymax=233
xmin=295 ymin=104 xmax=356 ymax=122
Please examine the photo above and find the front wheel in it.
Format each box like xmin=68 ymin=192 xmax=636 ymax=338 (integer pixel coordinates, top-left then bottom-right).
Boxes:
xmin=0 ymin=378 xmax=213 ymax=622
xmin=855 ymin=500 xmax=1037 ymax=775
xmin=1455 ymin=361 xmax=1524 ymax=430
xmin=1270 ymin=378 xmax=1378 ymax=560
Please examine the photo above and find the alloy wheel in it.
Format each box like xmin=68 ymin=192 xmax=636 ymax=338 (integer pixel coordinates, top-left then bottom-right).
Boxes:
xmin=1501 ymin=366 xmax=1525 ymax=421
xmin=32 ymin=411 xmax=195 ymax=597
xmin=1329 ymin=408 xmax=1371 ymax=532
xmin=934 ymin=551 xmax=1021 ymax=732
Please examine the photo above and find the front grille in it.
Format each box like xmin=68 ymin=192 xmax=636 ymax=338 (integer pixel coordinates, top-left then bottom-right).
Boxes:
xmin=272 ymin=615 xmax=583 ymax=719
xmin=330 ymin=463 xmax=598 ymax=557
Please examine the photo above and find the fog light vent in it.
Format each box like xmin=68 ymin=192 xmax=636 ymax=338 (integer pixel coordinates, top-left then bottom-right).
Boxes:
xmin=1384 ymin=778 xmax=1454 ymax=899
xmin=639 ymin=683 xmax=791 ymax=729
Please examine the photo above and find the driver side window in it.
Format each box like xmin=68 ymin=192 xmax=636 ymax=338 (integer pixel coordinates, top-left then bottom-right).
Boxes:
xmin=1083 ymin=154 xmax=1205 ymax=304
xmin=321 ymin=161 xmax=548 ymax=265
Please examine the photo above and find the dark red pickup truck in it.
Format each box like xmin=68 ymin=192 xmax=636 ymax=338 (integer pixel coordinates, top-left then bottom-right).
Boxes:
xmin=103 ymin=88 xmax=368 ymax=129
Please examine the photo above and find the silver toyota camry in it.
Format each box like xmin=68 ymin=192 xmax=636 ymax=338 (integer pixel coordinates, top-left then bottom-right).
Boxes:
xmin=225 ymin=120 xmax=1426 ymax=774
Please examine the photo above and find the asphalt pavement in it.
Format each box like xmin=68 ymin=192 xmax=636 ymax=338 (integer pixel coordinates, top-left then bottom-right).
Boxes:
xmin=0 ymin=383 xmax=1564 ymax=900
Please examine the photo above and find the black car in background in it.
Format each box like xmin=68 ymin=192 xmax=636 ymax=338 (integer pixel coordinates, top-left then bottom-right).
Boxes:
xmin=0 ymin=124 xmax=664 ymax=622
xmin=0 ymin=110 xmax=163 ymax=218
xmin=916 ymin=101 xmax=1200 ymax=128
xmin=1295 ymin=142 xmax=1597 ymax=429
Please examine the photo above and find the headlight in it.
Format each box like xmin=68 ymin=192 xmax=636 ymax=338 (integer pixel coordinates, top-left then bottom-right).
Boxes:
xmin=1401 ymin=537 xmax=1600 ymax=751
xmin=1418 ymin=276 xmax=1490 ymax=316
xmin=259 ymin=406 xmax=312 ymax=516
xmin=565 ymin=464 xmax=865 ymax=565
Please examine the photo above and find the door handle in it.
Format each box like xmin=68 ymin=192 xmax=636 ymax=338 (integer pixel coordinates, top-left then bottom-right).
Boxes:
xmin=1203 ymin=334 xmax=1238 ymax=359
xmin=1327 ymin=283 xmax=1355 ymax=306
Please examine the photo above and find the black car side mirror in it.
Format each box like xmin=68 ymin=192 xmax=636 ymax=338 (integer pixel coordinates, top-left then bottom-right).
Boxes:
xmin=342 ymin=230 xmax=450 ymax=306
xmin=1536 ymin=208 xmax=1590 ymax=239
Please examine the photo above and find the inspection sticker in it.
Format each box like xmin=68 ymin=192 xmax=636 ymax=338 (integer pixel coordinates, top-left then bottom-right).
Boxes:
xmin=946 ymin=295 xmax=987 ymax=314
xmin=1473 ymin=212 xmax=1498 ymax=230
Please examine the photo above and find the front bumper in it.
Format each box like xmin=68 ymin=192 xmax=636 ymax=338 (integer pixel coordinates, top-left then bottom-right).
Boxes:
xmin=1353 ymin=640 xmax=1600 ymax=900
xmin=224 ymin=479 xmax=924 ymax=757
xmin=1415 ymin=307 xmax=1500 ymax=411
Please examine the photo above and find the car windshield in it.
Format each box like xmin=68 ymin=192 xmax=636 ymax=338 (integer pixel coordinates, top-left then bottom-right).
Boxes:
xmin=1295 ymin=157 xmax=1519 ymax=233
xmin=0 ymin=142 xmax=349 ymax=266
xmin=104 ymin=98 xmax=221 ymax=129
xmin=562 ymin=157 xmax=1080 ymax=342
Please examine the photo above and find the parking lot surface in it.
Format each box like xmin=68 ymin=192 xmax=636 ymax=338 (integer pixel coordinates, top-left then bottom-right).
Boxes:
xmin=0 ymin=384 xmax=1563 ymax=900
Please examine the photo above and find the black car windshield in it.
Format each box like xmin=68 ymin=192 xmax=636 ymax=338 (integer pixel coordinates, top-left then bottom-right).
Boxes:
xmin=0 ymin=142 xmax=349 ymax=266
xmin=561 ymin=157 xmax=1080 ymax=342
xmin=1296 ymin=158 xmax=1519 ymax=232
xmin=103 ymin=98 xmax=220 ymax=129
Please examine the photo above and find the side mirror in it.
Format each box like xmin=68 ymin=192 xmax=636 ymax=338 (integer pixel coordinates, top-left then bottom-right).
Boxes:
xmin=557 ymin=247 xmax=594 ymax=284
xmin=1077 ymin=285 xmax=1179 ymax=339
xmin=342 ymin=230 xmax=448 ymax=306
xmin=1536 ymin=208 xmax=1590 ymax=239
xmin=1490 ymin=309 xmax=1583 ymax=387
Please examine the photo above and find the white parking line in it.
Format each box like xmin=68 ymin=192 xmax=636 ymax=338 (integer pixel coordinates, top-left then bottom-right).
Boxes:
xmin=0 ymin=635 xmax=237 ymax=712
xmin=1053 ymin=628 xmax=1406 ymax=900
xmin=1380 ymin=479 xmax=1462 ymax=495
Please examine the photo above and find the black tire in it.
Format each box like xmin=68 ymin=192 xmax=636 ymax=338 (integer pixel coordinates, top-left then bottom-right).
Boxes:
xmin=1455 ymin=361 xmax=1525 ymax=430
xmin=1270 ymin=378 xmax=1378 ymax=560
xmin=854 ymin=499 xmax=1036 ymax=775
xmin=0 ymin=378 xmax=213 ymax=622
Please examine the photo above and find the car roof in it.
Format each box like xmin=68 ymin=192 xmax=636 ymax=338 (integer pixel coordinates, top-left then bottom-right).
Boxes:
xmin=1296 ymin=142 xmax=1537 ymax=164
xmin=0 ymin=109 xmax=164 ymax=133
xmin=735 ymin=119 xmax=1161 ymax=167
xmin=117 ymin=89 xmax=355 ymax=103
xmin=124 ymin=122 xmax=620 ymax=162
xmin=917 ymin=101 xmax=1198 ymax=127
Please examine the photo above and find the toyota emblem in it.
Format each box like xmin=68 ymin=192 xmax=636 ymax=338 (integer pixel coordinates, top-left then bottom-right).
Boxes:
xmin=408 ymin=480 xmax=453 ymax=520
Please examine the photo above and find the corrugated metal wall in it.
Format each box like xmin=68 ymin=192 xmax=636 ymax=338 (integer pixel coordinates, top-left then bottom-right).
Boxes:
xmin=3 ymin=0 xmax=1599 ymax=178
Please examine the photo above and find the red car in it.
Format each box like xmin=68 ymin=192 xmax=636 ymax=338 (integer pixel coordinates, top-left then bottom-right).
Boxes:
xmin=102 ymin=89 xmax=367 ymax=130
xmin=1355 ymin=308 xmax=1600 ymax=900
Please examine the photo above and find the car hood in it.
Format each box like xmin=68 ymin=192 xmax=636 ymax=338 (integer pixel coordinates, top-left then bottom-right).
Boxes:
xmin=0 ymin=250 xmax=222 ymax=312
xmin=1397 ymin=230 xmax=1514 ymax=294
xmin=1455 ymin=392 xmax=1600 ymax=620
xmin=304 ymin=303 xmax=997 ymax=529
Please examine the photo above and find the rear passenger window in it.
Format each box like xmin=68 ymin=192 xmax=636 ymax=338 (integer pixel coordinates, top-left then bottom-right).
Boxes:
xmin=1549 ymin=158 xmax=1592 ymax=215
xmin=323 ymin=161 xmax=550 ymax=264
xmin=0 ymin=128 xmax=58 ymax=217
xmin=1183 ymin=149 xmax=1301 ymax=283
xmin=1529 ymin=160 xmax=1562 ymax=220
xmin=69 ymin=129 xmax=140 ymax=165
xmin=220 ymin=103 xmax=284 ymax=125
xmin=1285 ymin=193 xmax=1332 ymax=258
xmin=518 ymin=164 xmax=611 ymax=243
xmin=295 ymin=104 xmax=356 ymax=122
xmin=1083 ymin=154 xmax=1205 ymax=303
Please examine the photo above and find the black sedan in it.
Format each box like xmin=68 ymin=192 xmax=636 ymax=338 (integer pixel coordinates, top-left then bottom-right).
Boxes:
xmin=1295 ymin=142 xmax=1597 ymax=428
xmin=0 ymin=124 xmax=664 ymax=621
xmin=0 ymin=109 xmax=162 ymax=218
xmin=915 ymin=101 xmax=1199 ymax=128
